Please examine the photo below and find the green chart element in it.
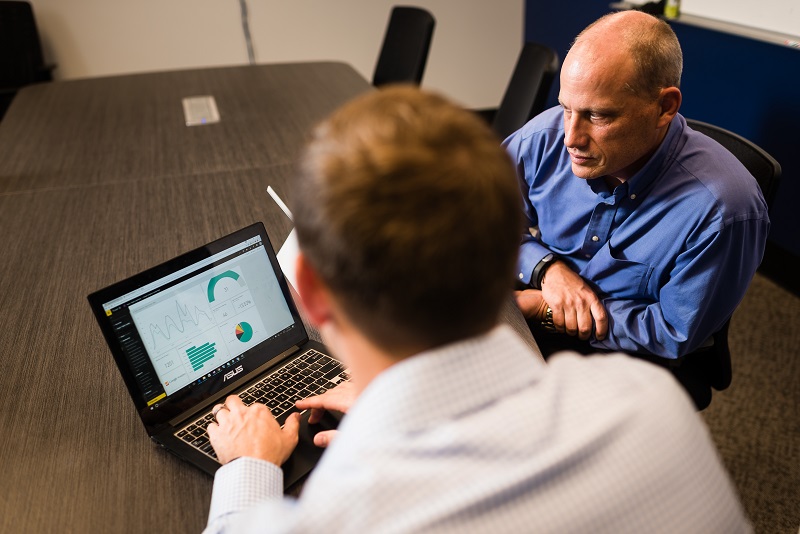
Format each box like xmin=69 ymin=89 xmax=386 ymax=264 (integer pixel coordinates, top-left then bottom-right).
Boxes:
xmin=235 ymin=322 xmax=253 ymax=343
xmin=186 ymin=342 xmax=217 ymax=371
xmin=207 ymin=270 xmax=245 ymax=302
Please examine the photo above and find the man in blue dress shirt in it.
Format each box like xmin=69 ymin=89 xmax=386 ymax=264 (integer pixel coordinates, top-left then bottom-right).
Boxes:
xmin=201 ymin=85 xmax=749 ymax=532
xmin=508 ymin=10 xmax=769 ymax=359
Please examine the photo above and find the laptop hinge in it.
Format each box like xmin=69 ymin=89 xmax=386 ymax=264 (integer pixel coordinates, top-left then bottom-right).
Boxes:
xmin=167 ymin=344 xmax=302 ymax=427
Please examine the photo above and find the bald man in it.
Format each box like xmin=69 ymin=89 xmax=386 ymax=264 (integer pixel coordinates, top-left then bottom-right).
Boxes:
xmin=509 ymin=11 xmax=768 ymax=363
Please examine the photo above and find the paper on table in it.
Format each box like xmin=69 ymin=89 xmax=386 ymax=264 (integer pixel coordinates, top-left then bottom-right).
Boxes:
xmin=277 ymin=229 xmax=300 ymax=290
xmin=267 ymin=186 xmax=293 ymax=221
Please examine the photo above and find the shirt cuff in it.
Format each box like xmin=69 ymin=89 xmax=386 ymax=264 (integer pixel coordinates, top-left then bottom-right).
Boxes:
xmin=517 ymin=240 xmax=552 ymax=286
xmin=207 ymin=457 xmax=284 ymax=524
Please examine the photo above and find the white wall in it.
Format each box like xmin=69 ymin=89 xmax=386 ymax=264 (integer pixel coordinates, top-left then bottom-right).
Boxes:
xmin=28 ymin=0 xmax=524 ymax=109
xmin=681 ymin=0 xmax=800 ymax=39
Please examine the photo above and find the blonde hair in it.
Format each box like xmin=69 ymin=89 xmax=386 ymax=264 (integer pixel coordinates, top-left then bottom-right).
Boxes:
xmin=292 ymin=85 xmax=522 ymax=350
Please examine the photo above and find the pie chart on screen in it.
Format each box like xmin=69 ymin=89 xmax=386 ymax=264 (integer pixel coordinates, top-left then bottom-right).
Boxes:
xmin=235 ymin=322 xmax=253 ymax=343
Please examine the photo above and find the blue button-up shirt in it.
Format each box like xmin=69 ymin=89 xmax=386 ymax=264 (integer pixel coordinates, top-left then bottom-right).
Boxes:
xmin=505 ymin=107 xmax=770 ymax=358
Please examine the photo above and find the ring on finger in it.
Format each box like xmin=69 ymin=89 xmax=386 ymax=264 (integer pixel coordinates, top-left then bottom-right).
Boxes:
xmin=212 ymin=404 xmax=228 ymax=421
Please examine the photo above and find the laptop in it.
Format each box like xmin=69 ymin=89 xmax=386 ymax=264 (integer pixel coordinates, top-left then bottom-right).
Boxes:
xmin=88 ymin=222 xmax=347 ymax=488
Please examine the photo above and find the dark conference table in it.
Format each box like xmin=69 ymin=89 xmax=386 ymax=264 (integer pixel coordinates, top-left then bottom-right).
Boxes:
xmin=0 ymin=62 xmax=541 ymax=533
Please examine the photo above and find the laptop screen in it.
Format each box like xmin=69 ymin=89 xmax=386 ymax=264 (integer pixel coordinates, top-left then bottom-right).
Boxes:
xmin=89 ymin=223 xmax=309 ymax=430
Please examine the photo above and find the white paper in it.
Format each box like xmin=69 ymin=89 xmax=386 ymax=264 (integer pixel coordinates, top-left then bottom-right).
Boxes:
xmin=277 ymin=229 xmax=300 ymax=291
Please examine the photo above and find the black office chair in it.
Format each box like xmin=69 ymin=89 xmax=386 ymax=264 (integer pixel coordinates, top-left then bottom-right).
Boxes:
xmin=686 ymin=119 xmax=781 ymax=209
xmin=0 ymin=1 xmax=56 ymax=120
xmin=488 ymin=42 xmax=559 ymax=140
xmin=676 ymin=118 xmax=782 ymax=410
xmin=372 ymin=6 xmax=435 ymax=87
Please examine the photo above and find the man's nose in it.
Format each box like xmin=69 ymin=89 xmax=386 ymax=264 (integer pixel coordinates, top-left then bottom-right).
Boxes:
xmin=563 ymin=115 xmax=587 ymax=148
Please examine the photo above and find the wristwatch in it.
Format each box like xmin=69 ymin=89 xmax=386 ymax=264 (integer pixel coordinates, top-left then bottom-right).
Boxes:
xmin=530 ymin=253 xmax=557 ymax=289
xmin=541 ymin=306 xmax=557 ymax=332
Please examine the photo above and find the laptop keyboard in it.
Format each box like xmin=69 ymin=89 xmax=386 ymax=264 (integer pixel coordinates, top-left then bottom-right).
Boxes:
xmin=175 ymin=349 xmax=349 ymax=461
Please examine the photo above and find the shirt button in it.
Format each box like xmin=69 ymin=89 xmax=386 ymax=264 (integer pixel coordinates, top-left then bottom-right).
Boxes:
xmin=630 ymin=194 xmax=637 ymax=200
xmin=591 ymin=235 xmax=599 ymax=242
xmin=518 ymin=272 xmax=524 ymax=280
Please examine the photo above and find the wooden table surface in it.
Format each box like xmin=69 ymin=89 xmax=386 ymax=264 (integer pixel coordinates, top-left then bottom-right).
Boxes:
xmin=0 ymin=62 xmax=539 ymax=533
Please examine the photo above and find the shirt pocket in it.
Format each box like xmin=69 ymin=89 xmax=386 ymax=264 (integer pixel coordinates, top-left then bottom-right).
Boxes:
xmin=581 ymin=244 xmax=655 ymax=299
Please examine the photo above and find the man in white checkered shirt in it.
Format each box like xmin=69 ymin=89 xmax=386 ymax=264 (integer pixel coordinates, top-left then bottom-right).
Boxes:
xmin=203 ymin=86 xmax=750 ymax=532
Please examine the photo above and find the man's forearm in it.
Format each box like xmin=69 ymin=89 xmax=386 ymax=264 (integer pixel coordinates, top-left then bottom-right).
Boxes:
xmin=204 ymin=458 xmax=284 ymax=533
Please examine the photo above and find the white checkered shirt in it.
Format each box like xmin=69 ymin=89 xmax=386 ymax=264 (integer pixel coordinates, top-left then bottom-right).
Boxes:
xmin=205 ymin=325 xmax=750 ymax=533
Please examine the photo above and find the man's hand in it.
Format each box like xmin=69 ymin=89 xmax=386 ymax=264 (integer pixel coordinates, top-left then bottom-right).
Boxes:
xmin=541 ymin=261 xmax=607 ymax=340
xmin=207 ymin=395 xmax=300 ymax=465
xmin=295 ymin=382 xmax=357 ymax=448
xmin=514 ymin=289 xmax=549 ymax=322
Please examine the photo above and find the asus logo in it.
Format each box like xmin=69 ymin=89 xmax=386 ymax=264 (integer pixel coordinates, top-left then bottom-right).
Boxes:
xmin=224 ymin=365 xmax=244 ymax=382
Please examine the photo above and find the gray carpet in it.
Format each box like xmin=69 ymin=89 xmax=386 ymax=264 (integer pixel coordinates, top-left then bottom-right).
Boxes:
xmin=701 ymin=273 xmax=799 ymax=533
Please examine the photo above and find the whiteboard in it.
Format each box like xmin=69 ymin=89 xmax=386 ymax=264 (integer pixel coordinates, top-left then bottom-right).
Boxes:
xmin=681 ymin=0 xmax=800 ymax=39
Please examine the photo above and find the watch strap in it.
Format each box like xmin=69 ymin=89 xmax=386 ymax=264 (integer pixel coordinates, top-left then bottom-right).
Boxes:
xmin=530 ymin=253 xmax=557 ymax=289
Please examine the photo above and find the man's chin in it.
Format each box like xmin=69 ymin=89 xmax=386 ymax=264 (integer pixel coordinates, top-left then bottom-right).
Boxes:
xmin=571 ymin=163 xmax=600 ymax=180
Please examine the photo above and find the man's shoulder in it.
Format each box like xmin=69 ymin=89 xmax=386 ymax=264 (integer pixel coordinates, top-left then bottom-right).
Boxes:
xmin=544 ymin=351 xmax=696 ymax=416
xmin=527 ymin=352 xmax=749 ymax=532
xmin=547 ymin=350 xmax=676 ymax=383
xmin=673 ymin=119 xmax=767 ymax=216
xmin=504 ymin=106 xmax=565 ymax=163
xmin=518 ymin=105 xmax=563 ymax=139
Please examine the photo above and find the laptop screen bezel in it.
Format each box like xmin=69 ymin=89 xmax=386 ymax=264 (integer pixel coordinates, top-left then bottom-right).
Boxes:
xmin=87 ymin=222 xmax=309 ymax=434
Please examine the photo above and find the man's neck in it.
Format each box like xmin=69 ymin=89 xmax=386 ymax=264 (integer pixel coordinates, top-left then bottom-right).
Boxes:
xmin=319 ymin=315 xmax=409 ymax=396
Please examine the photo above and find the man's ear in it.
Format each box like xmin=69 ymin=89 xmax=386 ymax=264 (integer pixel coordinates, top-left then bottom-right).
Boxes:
xmin=657 ymin=87 xmax=682 ymax=128
xmin=295 ymin=253 xmax=332 ymax=327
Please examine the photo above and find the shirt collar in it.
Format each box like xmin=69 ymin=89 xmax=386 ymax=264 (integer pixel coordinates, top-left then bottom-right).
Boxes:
xmin=335 ymin=325 xmax=544 ymax=438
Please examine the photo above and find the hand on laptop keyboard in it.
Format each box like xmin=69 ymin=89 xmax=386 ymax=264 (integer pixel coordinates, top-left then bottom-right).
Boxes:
xmin=295 ymin=381 xmax=356 ymax=448
xmin=175 ymin=350 xmax=350 ymax=462
xmin=207 ymin=395 xmax=301 ymax=465
xmin=206 ymin=379 xmax=354 ymax=464
xmin=297 ymin=382 xmax=356 ymax=447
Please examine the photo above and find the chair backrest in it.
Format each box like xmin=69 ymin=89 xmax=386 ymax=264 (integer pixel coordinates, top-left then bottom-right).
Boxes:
xmin=685 ymin=118 xmax=782 ymax=210
xmin=491 ymin=42 xmax=559 ymax=140
xmin=679 ymin=120 xmax=781 ymax=408
xmin=372 ymin=6 xmax=435 ymax=87
xmin=0 ymin=1 xmax=50 ymax=88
